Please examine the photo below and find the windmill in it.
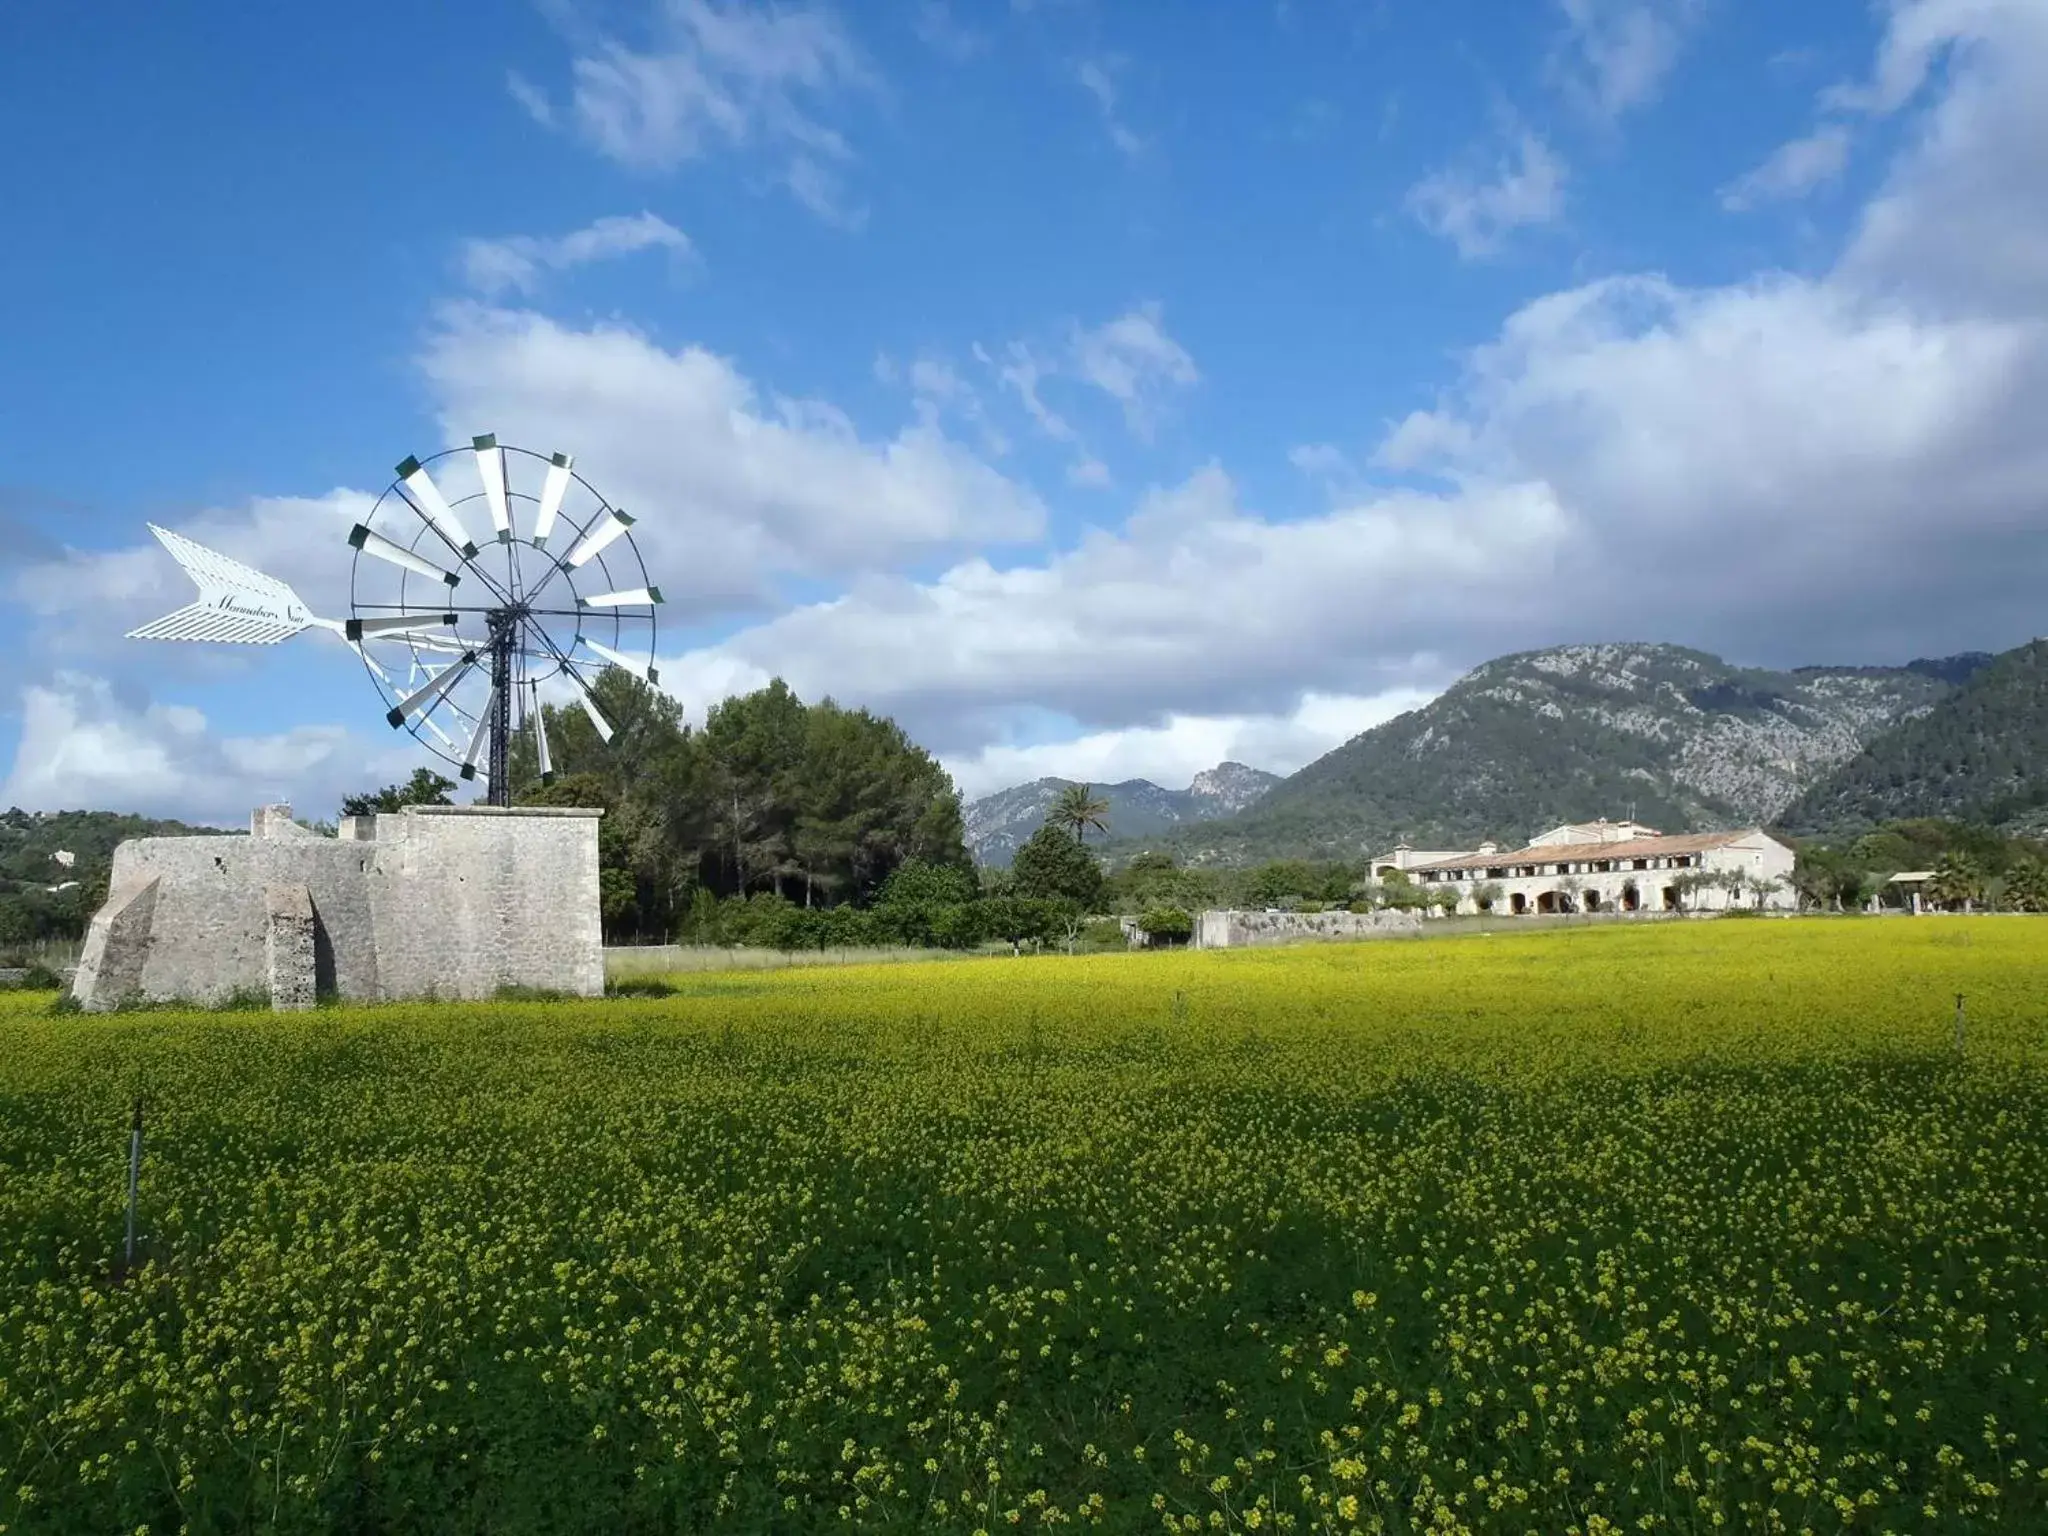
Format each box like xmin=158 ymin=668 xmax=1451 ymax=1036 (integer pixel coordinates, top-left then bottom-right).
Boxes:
xmin=128 ymin=437 xmax=663 ymax=805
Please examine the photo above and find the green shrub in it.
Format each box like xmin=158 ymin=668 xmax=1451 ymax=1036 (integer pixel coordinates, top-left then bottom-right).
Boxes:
xmin=607 ymin=975 xmax=678 ymax=998
xmin=1137 ymin=905 xmax=1194 ymax=943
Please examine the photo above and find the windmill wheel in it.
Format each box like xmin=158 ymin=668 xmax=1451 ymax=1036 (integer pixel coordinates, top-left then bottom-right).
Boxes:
xmin=345 ymin=436 xmax=663 ymax=801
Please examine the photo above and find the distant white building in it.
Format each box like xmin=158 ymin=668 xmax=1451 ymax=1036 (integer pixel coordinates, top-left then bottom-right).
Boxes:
xmin=1371 ymin=818 xmax=1796 ymax=916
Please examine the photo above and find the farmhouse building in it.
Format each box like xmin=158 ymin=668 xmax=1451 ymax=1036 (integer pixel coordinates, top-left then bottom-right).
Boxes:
xmin=1371 ymin=819 xmax=1796 ymax=916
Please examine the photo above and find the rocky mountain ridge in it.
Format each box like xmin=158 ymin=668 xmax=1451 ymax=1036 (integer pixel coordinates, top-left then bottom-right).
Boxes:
xmin=964 ymin=762 xmax=1280 ymax=866
xmin=1082 ymin=642 xmax=1997 ymax=865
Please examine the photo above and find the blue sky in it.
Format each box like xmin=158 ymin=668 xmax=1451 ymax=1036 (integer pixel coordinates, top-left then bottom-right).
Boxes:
xmin=4 ymin=0 xmax=2046 ymax=824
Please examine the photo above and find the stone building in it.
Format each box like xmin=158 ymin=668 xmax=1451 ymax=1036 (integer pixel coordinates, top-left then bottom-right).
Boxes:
xmin=1371 ymin=819 xmax=1796 ymax=916
xmin=71 ymin=802 xmax=603 ymax=1010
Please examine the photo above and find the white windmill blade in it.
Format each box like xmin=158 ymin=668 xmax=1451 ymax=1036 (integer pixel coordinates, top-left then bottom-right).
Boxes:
xmin=344 ymin=611 xmax=459 ymax=641
xmin=532 ymin=452 xmax=573 ymax=549
xmin=532 ymin=689 xmax=554 ymax=783
xmin=579 ymin=635 xmax=659 ymax=684
xmin=473 ymin=434 xmax=512 ymax=543
xmin=577 ymin=691 xmax=615 ymax=743
xmin=349 ymin=523 xmax=462 ymax=587
xmin=127 ymin=524 xmax=337 ymax=645
xmin=460 ymin=691 xmax=496 ymax=782
xmin=565 ymin=509 xmax=634 ymax=569
xmin=386 ymin=651 xmax=478 ymax=729
xmin=576 ymin=585 xmax=664 ymax=609
xmin=560 ymin=662 xmax=615 ymax=743
xmin=394 ymin=455 xmax=478 ymax=558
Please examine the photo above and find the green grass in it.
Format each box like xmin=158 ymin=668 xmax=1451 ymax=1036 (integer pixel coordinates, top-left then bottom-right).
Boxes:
xmin=3 ymin=919 xmax=2045 ymax=1533
xmin=604 ymin=941 xmax=971 ymax=979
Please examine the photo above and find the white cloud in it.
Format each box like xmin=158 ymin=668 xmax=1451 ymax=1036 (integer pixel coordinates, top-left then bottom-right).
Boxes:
xmin=783 ymin=153 xmax=867 ymax=228
xmin=531 ymin=0 xmax=874 ymax=220
xmin=1074 ymin=57 xmax=1144 ymax=158
xmin=1552 ymin=0 xmax=1700 ymax=119
xmin=915 ymin=1 xmax=988 ymax=61
xmin=506 ymin=69 xmax=556 ymax=127
xmin=1407 ymin=130 xmax=1568 ymax=259
xmin=989 ymin=341 xmax=1077 ymax=444
xmin=460 ymin=213 xmax=695 ymax=296
xmin=1821 ymin=0 xmax=2001 ymax=116
xmin=879 ymin=351 xmax=1011 ymax=454
xmin=2 ymin=673 xmax=413 ymax=826
xmin=1734 ymin=0 xmax=2039 ymax=227
xmin=941 ymin=687 xmax=1437 ymax=800
xmin=1069 ymin=303 xmax=1198 ymax=439
xmin=1839 ymin=0 xmax=2048 ymax=317
xmin=651 ymin=464 xmax=1560 ymax=755
xmin=1720 ymin=125 xmax=1853 ymax=210
xmin=977 ymin=305 xmax=1197 ymax=473
xmin=416 ymin=305 xmax=1046 ymax=619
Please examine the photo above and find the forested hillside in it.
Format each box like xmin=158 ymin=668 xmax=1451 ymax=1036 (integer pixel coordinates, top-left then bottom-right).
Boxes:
xmin=0 ymin=807 xmax=211 ymax=945
xmin=1782 ymin=640 xmax=2048 ymax=834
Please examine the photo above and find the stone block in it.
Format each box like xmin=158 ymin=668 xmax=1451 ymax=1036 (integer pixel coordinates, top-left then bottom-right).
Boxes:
xmin=265 ymin=882 xmax=317 ymax=1012
xmin=72 ymin=877 xmax=163 ymax=1011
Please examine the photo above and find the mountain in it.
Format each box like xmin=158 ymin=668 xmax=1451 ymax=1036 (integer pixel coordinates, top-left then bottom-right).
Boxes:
xmin=1136 ymin=642 xmax=1990 ymax=865
xmin=1781 ymin=640 xmax=2048 ymax=834
xmin=965 ymin=762 xmax=1279 ymax=866
xmin=1186 ymin=761 xmax=1281 ymax=815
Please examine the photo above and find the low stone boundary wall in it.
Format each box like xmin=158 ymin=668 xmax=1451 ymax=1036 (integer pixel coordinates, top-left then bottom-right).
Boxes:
xmin=0 ymin=966 xmax=78 ymax=988
xmin=1195 ymin=908 xmax=1426 ymax=948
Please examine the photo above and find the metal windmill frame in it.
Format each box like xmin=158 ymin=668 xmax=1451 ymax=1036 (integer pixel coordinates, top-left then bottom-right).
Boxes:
xmin=129 ymin=435 xmax=664 ymax=805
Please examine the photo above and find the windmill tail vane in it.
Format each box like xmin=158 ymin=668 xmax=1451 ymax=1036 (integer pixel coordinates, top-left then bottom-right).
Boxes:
xmin=127 ymin=523 xmax=341 ymax=645
xmin=124 ymin=436 xmax=664 ymax=805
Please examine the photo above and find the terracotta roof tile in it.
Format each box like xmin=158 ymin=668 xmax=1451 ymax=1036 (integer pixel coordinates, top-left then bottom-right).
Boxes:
xmin=1409 ymin=830 xmax=1756 ymax=874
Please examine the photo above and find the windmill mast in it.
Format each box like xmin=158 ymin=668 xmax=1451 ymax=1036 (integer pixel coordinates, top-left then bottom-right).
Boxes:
xmin=486 ymin=611 xmax=515 ymax=807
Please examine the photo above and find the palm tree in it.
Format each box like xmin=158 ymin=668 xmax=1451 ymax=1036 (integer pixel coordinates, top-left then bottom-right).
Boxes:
xmin=1928 ymin=853 xmax=1985 ymax=912
xmin=2000 ymin=856 xmax=2048 ymax=913
xmin=1050 ymin=782 xmax=1110 ymax=844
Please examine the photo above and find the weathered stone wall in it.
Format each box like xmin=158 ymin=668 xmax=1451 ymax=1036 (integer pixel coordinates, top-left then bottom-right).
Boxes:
xmin=71 ymin=803 xmax=602 ymax=1010
xmin=365 ymin=806 xmax=603 ymax=1001
xmin=1195 ymin=908 xmax=1425 ymax=949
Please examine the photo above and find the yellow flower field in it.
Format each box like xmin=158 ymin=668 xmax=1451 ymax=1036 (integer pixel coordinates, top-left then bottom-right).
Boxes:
xmin=3 ymin=918 xmax=2045 ymax=1533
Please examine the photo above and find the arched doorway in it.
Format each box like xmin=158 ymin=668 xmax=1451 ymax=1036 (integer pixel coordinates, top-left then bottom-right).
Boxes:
xmin=1582 ymin=889 xmax=1602 ymax=912
xmin=1536 ymin=890 xmax=1561 ymax=914
xmin=1621 ymin=882 xmax=1640 ymax=912
xmin=1509 ymin=892 xmax=1528 ymax=915
xmin=1662 ymin=885 xmax=1680 ymax=911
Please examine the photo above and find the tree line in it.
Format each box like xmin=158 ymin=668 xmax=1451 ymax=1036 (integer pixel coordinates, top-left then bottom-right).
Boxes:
xmin=1789 ymin=818 xmax=2048 ymax=912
